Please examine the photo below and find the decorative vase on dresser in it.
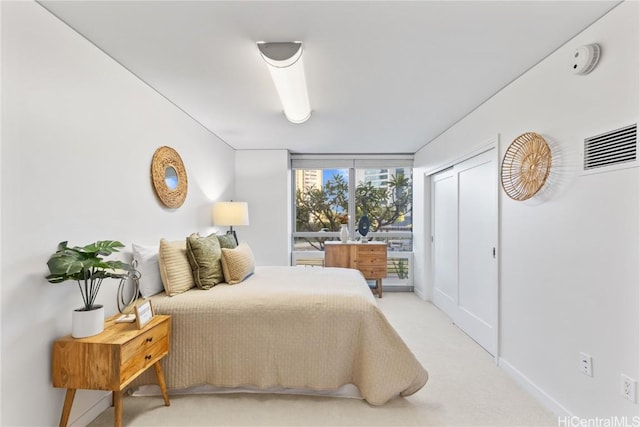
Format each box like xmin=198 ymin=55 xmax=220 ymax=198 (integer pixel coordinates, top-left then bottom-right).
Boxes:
xmin=339 ymin=224 xmax=349 ymax=243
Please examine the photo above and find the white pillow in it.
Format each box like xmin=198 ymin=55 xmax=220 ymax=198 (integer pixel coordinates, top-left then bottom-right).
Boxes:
xmin=132 ymin=243 xmax=164 ymax=298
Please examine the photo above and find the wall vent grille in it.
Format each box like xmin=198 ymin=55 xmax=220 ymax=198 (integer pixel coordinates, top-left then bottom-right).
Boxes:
xmin=583 ymin=124 xmax=637 ymax=172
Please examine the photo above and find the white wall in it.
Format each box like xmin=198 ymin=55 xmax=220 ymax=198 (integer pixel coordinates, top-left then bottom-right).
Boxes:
xmin=1 ymin=2 xmax=235 ymax=425
xmin=235 ymin=150 xmax=291 ymax=266
xmin=414 ymin=1 xmax=639 ymax=418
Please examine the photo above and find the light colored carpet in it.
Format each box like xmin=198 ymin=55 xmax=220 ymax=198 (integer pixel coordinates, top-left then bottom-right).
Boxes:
xmin=89 ymin=293 xmax=555 ymax=427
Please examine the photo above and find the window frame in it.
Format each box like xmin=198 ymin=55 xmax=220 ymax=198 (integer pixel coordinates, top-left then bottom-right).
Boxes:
xmin=291 ymin=154 xmax=414 ymax=285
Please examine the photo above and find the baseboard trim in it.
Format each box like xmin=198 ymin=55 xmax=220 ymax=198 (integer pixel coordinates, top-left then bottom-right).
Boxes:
xmin=413 ymin=287 xmax=427 ymax=300
xmin=69 ymin=392 xmax=111 ymax=427
xmin=382 ymin=285 xmax=413 ymax=292
xmin=498 ymin=357 xmax=574 ymax=418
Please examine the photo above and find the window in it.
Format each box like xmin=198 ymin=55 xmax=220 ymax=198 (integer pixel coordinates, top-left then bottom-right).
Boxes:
xmin=291 ymin=155 xmax=413 ymax=285
xmin=294 ymin=168 xmax=349 ymax=250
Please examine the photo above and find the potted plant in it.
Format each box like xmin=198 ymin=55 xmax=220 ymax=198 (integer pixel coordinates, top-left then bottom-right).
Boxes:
xmin=46 ymin=240 xmax=132 ymax=338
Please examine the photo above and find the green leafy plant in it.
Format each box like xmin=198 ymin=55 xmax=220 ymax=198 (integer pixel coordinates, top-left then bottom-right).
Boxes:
xmin=46 ymin=240 xmax=132 ymax=311
xmin=392 ymin=259 xmax=409 ymax=280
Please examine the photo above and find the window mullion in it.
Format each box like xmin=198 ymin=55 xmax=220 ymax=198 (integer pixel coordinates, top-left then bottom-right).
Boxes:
xmin=348 ymin=167 xmax=356 ymax=240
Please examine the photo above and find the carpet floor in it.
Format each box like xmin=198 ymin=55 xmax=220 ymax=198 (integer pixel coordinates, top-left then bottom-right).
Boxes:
xmin=89 ymin=293 xmax=556 ymax=427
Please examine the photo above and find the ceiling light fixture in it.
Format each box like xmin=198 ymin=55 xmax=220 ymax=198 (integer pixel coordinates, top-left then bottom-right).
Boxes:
xmin=257 ymin=41 xmax=311 ymax=124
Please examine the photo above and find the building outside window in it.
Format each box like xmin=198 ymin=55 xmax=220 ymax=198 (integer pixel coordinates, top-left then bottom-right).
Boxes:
xmin=291 ymin=155 xmax=413 ymax=287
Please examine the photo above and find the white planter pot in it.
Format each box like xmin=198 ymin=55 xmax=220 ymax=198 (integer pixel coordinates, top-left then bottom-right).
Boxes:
xmin=72 ymin=305 xmax=105 ymax=338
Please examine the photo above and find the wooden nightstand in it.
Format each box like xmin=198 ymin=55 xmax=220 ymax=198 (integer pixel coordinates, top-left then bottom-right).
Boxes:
xmin=52 ymin=314 xmax=171 ymax=427
xmin=325 ymin=241 xmax=387 ymax=298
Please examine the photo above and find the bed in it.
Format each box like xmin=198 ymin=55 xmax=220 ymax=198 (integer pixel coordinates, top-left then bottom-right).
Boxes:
xmin=131 ymin=265 xmax=428 ymax=405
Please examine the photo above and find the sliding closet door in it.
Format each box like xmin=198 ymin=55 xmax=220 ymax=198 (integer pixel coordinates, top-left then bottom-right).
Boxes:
xmin=431 ymin=168 xmax=458 ymax=319
xmin=431 ymin=149 xmax=498 ymax=356
xmin=456 ymin=151 xmax=498 ymax=355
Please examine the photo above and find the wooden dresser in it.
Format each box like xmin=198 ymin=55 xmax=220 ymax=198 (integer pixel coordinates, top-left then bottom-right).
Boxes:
xmin=52 ymin=314 xmax=171 ymax=427
xmin=324 ymin=241 xmax=387 ymax=298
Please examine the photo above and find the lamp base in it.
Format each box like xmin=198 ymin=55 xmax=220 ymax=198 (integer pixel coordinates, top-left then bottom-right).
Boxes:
xmin=227 ymin=229 xmax=238 ymax=245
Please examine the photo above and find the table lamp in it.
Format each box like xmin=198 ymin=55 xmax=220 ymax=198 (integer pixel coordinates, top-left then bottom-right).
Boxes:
xmin=212 ymin=201 xmax=250 ymax=244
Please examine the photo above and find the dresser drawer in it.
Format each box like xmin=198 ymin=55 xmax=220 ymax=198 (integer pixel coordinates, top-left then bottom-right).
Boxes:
xmin=358 ymin=245 xmax=386 ymax=255
xmin=359 ymin=267 xmax=387 ymax=279
xmin=357 ymin=253 xmax=385 ymax=265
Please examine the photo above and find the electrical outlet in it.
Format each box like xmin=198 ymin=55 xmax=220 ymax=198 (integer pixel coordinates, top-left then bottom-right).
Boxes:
xmin=579 ymin=352 xmax=593 ymax=377
xmin=621 ymin=374 xmax=637 ymax=403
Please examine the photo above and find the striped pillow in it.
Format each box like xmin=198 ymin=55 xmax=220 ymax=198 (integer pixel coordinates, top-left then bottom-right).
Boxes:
xmin=158 ymin=238 xmax=195 ymax=296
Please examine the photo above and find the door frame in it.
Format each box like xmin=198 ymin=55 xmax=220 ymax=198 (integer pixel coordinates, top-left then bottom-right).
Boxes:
xmin=425 ymin=136 xmax=501 ymax=363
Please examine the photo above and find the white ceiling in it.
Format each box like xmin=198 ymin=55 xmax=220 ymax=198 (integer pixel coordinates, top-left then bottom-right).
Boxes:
xmin=40 ymin=1 xmax=620 ymax=154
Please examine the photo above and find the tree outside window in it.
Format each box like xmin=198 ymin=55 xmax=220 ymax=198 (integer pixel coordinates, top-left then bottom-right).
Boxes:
xmin=295 ymin=168 xmax=412 ymax=251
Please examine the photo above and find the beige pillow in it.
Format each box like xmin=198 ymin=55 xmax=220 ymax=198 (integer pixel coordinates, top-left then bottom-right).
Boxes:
xmin=220 ymin=242 xmax=255 ymax=285
xmin=158 ymin=238 xmax=195 ymax=296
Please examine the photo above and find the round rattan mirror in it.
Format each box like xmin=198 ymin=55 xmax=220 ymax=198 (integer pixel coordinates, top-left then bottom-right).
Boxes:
xmin=151 ymin=146 xmax=188 ymax=208
xmin=501 ymin=132 xmax=552 ymax=201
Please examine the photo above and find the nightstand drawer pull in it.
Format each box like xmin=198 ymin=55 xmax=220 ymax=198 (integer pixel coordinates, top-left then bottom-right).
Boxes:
xmin=145 ymin=355 xmax=152 ymax=360
xmin=146 ymin=337 xmax=153 ymax=343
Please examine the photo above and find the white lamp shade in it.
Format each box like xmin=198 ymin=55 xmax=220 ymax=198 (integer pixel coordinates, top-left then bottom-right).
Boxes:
xmin=258 ymin=42 xmax=311 ymax=124
xmin=212 ymin=202 xmax=250 ymax=226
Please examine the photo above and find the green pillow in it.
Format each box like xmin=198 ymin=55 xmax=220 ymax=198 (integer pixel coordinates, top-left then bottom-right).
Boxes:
xmin=216 ymin=234 xmax=238 ymax=249
xmin=186 ymin=233 xmax=224 ymax=289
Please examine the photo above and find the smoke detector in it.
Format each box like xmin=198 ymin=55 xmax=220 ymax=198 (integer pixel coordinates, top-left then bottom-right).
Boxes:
xmin=569 ymin=43 xmax=601 ymax=75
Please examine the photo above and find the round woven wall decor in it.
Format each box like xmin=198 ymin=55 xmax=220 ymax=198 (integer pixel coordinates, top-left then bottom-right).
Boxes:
xmin=151 ymin=146 xmax=188 ymax=208
xmin=501 ymin=132 xmax=552 ymax=201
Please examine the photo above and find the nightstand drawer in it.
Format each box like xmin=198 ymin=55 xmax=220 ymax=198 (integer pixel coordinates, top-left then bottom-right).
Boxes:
xmin=121 ymin=320 xmax=170 ymax=363
xmin=120 ymin=337 xmax=168 ymax=386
